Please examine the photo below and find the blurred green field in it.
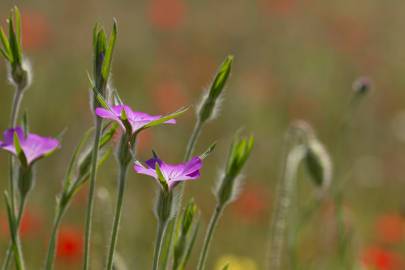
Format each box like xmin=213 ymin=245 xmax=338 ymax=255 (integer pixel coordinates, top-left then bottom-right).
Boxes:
xmin=1 ymin=0 xmax=405 ymax=269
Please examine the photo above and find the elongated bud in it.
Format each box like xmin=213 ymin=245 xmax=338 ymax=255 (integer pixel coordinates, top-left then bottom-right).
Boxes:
xmin=304 ymin=138 xmax=332 ymax=190
xmin=198 ymin=55 xmax=233 ymax=123
xmin=91 ymin=20 xmax=117 ymax=111
xmin=216 ymin=132 xmax=254 ymax=206
xmin=0 ymin=7 xmax=32 ymax=90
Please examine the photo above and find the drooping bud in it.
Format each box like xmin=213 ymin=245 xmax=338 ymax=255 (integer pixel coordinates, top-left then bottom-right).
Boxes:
xmin=197 ymin=55 xmax=233 ymax=123
xmin=0 ymin=7 xmax=32 ymax=90
xmin=215 ymin=132 xmax=254 ymax=206
xmin=304 ymin=137 xmax=332 ymax=190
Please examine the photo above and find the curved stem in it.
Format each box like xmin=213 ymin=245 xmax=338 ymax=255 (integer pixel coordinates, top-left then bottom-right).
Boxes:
xmin=105 ymin=163 xmax=129 ymax=270
xmin=266 ymin=145 xmax=306 ymax=270
xmin=197 ymin=205 xmax=223 ymax=270
xmin=152 ymin=221 xmax=168 ymax=270
xmin=83 ymin=117 xmax=102 ymax=270
xmin=44 ymin=207 xmax=65 ymax=270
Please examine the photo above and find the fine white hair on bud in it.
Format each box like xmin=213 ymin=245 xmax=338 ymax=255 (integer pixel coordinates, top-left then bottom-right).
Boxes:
xmin=7 ymin=59 xmax=32 ymax=91
xmin=197 ymin=87 xmax=225 ymax=123
xmin=214 ymin=171 xmax=245 ymax=206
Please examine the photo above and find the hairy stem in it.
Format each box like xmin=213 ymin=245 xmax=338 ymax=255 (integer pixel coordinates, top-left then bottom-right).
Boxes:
xmin=266 ymin=145 xmax=306 ymax=270
xmin=105 ymin=163 xmax=129 ymax=270
xmin=197 ymin=205 xmax=223 ymax=270
xmin=83 ymin=117 xmax=103 ymax=270
xmin=152 ymin=221 xmax=168 ymax=270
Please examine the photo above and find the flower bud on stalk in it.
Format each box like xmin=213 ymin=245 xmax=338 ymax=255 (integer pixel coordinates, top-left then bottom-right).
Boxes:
xmin=0 ymin=7 xmax=32 ymax=91
xmin=197 ymin=132 xmax=254 ymax=270
xmin=197 ymin=55 xmax=233 ymax=124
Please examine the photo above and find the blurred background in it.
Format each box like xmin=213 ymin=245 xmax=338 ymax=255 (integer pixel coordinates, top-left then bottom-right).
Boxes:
xmin=0 ymin=0 xmax=405 ymax=269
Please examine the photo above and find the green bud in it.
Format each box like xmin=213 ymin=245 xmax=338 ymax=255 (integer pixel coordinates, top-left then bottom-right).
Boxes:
xmin=304 ymin=138 xmax=332 ymax=189
xmin=216 ymin=132 xmax=254 ymax=206
xmin=198 ymin=55 xmax=233 ymax=123
xmin=154 ymin=189 xmax=178 ymax=224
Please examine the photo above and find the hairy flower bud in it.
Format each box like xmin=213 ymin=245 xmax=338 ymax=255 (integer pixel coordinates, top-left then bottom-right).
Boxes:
xmin=215 ymin=132 xmax=254 ymax=206
xmin=17 ymin=164 xmax=34 ymax=198
xmin=197 ymin=55 xmax=233 ymax=123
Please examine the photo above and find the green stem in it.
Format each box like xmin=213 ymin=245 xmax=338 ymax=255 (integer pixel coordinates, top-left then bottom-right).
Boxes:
xmin=184 ymin=120 xmax=203 ymax=161
xmin=105 ymin=163 xmax=129 ymax=270
xmin=152 ymin=221 xmax=168 ymax=270
xmin=83 ymin=117 xmax=103 ymax=270
xmin=44 ymin=207 xmax=65 ymax=270
xmin=9 ymin=195 xmax=28 ymax=270
xmin=197 ymin=205 xmax=223 ymax=270
xmin=158 ymin=120 xmax=203 ymax=270
xmin=1 ymin=182 xmax=28 ymax=270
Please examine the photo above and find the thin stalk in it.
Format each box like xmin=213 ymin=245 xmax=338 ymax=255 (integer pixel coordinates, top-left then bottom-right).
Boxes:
xmin=10 ymin=195 xmax=28 ymax=270
xmin=266 ymin=145 xmax=306 ymax=270
xmin=83 ymin=117 xmax=103 ymax=270
xmin=44 ymin=207 xmax=65 ymax=270
xmin=196 ymin=205 xmax=223 ymax=270
xmin=184 ymin=120 xmax=203 ymax=161
xmin=9 ymin=86 xmax=24 ymax=224
xmin=1 ymin=185 xmax=28 ymax=270
xmin=105 ymin=163 xmax=129 ymax=270
xmin=158 ymin=120 xmax=203 ymax=270
xmin=152 ymin=221 xmax=168 ymax=270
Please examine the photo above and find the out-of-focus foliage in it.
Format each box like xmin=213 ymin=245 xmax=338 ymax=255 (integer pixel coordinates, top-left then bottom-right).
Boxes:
xmin=0 ymin=0 xmax=404 ymax=269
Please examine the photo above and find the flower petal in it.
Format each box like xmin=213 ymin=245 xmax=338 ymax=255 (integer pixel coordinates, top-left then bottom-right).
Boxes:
xmin=21 ymin=134 xmax=60 ymax=164
xmin=134 ymin=161 xmax=158 ymax=179
xmin=3 ymin=126 xmax=24 ymax=145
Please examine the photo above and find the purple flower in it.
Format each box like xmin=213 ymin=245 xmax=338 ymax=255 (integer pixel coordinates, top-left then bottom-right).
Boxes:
xmin=134 ymin=156 xmax=203 ymax=190
xmin=95 ymin=105 xmax=176 ymax=134
xmin=0 ymin=126 xmax=60 ymax=165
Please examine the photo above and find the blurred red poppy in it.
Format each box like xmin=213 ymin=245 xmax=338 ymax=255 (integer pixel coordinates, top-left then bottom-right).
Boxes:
xmin=56 ymin=226 xmax=83 ymax=262
xmin=21 ymin=10 xmax=51 ymax=50
xmin=147 ymin=0 xmax=187 ymax=31
xmin=232 ymin=184 xmax=269 ymax=223
xmin=375 ymin=214 xmax=404 ymax=245
xmin=361 ymin=246 xmax=402 ymax=270
xmin=151 ymin=79 xmax=188 ymax=113
xmin=1 ymin=210 xmax=42 ymax=238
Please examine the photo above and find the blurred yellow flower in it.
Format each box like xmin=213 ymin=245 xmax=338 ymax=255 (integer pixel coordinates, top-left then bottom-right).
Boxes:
xmin=214 ymin=254 xmax=257 ymax=270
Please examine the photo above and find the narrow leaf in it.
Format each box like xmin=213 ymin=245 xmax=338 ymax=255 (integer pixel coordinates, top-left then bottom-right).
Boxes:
xmin=101 ymin=19 xmax=117 ymax=80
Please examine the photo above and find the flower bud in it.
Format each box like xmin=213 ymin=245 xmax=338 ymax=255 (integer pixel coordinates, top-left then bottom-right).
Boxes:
xmin=197 ymin=55 xmax=233 ymax=123
xmin=304 ymin=138 xmax=332 ymax=190
xmin=352 ymin=76 xmax=372 ymax=96
xmin=154 ymin=189 xmax=178 ymax=224
xmin=216 ymin=132 xmax=254 ymax=206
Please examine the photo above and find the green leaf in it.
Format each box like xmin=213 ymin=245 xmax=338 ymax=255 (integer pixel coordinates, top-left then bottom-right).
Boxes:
xmin=21 ymin=111 xmax=29 ymax=137
xmin=91 ymin=86 xmax=111 ymax=110
xmin=13 ymin=7 xmax=22 ymax=54
xmin=0 ymin=27 xmax=11 ymax=60
xmin=199 ymin=141 xmax=217 ymax=160
xmin=99 ymin=123 xmax=118 ymax=148
xmin=221 ymin=264 xmax=230 ymax=270
xmin=136 ymin=106 xmax=189 ymax=134
xmin=210 ymin=55 xmax=233 ymax=99
xmin=155 ymin=162 xmax=169 ymax=192
xmin=13 ymin=131 xmax=27 ymax=167
xmin=101 ymin=19 xmax=117 ymax=80
xmin=63 ymin=128 xmax=94 ymax=192
xmin=8 ymin=14 xmax=21 ymax=65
